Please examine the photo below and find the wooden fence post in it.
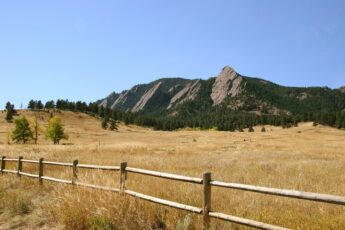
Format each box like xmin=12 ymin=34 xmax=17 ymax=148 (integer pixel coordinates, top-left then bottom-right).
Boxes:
xmin=39 ymin=158 xmax=44 ymax=184
xmin=17 ymin=156 xmax=23 ymax=177
xmin=72 ymin=160 xmax=78 ymax=185
xmin=120 ymin=162 xmax=127 ymax=194
xmin=203 ymin=172 xmax=212 ymax=229
xmin=1 ymin=156 xmax=5 ymax=175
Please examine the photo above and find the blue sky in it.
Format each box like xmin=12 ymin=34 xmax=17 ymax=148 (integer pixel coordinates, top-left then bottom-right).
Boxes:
xmin=1 ymin=0 xmax=344 ymax=108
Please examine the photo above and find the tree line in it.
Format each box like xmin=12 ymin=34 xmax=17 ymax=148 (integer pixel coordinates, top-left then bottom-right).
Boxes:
xmin=3 ymin=99 xmax=345 ymax=133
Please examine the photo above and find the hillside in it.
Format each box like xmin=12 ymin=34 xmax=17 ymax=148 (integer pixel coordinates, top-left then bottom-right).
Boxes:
xmin=98 ymin=66 xmax=345 ymax=116
xmin=0 ymin=110 xmax=151 ymax=146
xmin=1 ymin=111 xmax=345 ymax=229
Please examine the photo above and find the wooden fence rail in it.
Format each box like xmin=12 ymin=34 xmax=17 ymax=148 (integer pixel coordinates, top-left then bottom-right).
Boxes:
xmin=1 ymin=156 xmax=345 ymax=230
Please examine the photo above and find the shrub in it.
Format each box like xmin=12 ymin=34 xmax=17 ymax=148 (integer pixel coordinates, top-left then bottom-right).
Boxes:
xmin=89 ymin=216 xmax=116 ymax=230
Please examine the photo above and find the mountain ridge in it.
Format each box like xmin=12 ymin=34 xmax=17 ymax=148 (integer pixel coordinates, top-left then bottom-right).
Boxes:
xmin=98 ymin=66 xmax=345 ymax=116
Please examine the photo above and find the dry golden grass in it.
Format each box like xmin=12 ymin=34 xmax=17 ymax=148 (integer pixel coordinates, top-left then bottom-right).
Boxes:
xmin=0 ymin=110 xmax=345 ymax=229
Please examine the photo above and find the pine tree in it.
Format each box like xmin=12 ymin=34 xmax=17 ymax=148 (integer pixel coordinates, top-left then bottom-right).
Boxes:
xmin=124 ymin=115 xmax=131 ymax=126
xmin=45 ymin=116 xmax=68 ymax=144
xmin=109 ymin=119 xmax=118 ymax=131
xmin=11 ymin=116 xmax=33 ymax=144
xmin=101 ymin=117 xmax=109 ymax=129
xmin=45 ymin=100 xmax=55 ymax=109
xmin=5 ymin=102 xmax=14 ymax=122
xmin=28 ymin=100 xmax=36 ymax=110
xmin=111 ymin=110 xmax=118 ymax=121
xmin=37 ymin=100 xmax=44 ymax=110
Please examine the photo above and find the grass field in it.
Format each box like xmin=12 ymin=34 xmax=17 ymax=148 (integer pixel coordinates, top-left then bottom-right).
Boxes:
xmin=0 ymin=110 xmax=345 ymax=229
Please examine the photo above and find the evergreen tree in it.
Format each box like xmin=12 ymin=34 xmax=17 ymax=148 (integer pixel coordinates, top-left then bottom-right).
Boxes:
xmin=98 ymin=106 xmax=105 ymax=118
xmin=11 ymin=116 xmax=33 ymax=144
xmin=37 ymin=100 xmax=44 ymax=110
xmin=55 ymin=99 xmax=63 ymax=110
xmin=124 ymin=115 xmax=131 ymax=126
xmin=261 ymin=127 xmax=266 ymax=132
xmin=101 ymin=117 xmax=109 ymax=129
xmin=335 ymin=111 xmax=345 ymax=129
xmin=28 ymin=100 xmax=36 ymax=110
xmin=111 ymin=110 xmax=118 ymax=121
xmin=45 ymin=100 xmax=55 ymax=109
xmin=45 ymin=116 xmax=68 ymax=144
xmin=109 ymin=119 xmax=118 ymax=131
xmin=5 ymin=102 xmax=15 ymax=122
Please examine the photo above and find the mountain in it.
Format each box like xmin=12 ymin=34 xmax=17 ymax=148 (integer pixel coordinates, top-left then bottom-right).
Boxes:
xmin=98 ymin=66 xmax=345 ymax=116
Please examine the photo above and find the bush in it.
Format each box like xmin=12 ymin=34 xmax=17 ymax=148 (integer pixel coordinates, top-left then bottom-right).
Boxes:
xmin=89 ymin=216 xmax=116 ymax=230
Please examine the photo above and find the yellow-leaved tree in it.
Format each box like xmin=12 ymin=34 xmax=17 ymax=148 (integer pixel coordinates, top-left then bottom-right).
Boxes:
xmin=45 ymin=116 xmax=68 ymax=144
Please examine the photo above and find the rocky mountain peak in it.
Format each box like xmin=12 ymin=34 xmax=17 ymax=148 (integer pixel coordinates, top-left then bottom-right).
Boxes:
xmin=220 ymin=66 xmax=237 ymax=79
xmin=211 ymin=66 xmax=242 ymax=105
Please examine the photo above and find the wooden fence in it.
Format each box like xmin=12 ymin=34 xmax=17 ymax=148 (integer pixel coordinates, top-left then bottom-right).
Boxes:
xmin=1 ymin=156 xmax=345 ymax=230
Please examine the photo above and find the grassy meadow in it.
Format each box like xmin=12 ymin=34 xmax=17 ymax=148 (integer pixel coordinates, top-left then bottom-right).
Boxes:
xmin=0 ymin=110 xmax=345 ymax=229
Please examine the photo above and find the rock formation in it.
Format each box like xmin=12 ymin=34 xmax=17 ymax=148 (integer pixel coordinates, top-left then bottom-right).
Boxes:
xmin=167 ymin=80 xmax=201 ymax=109
xmin=111 ymin=91 xmax=129 ymax=109
xmin=131 ymin=81 xmax=162 ymax=112
xmin=211 ymin=66 xmax=242 ymax=105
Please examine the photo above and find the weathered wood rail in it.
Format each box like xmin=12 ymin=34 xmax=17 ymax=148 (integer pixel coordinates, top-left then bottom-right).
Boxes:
xmin=1 ymin=156 xmax=345 ymax=230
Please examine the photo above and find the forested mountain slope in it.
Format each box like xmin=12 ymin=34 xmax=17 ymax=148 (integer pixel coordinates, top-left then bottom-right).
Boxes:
xmin=98 ymin=66 xmax=345 ymax=117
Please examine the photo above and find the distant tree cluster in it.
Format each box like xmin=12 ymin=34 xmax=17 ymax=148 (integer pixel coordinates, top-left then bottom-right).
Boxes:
xmin=311 ymin=111 xmax=345 ymax=129
xmin=28 ymin=100 xmax=44 ymax=110
xmin=27 ymin=99 xmax=90 ymax=112
xmin=5 ymin=98 xmax=345 ymax=136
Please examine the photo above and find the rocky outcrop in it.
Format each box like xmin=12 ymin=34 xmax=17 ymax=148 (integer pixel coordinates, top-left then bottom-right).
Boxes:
xmin=167 ymin=80 xmax=201 ymax=109
xmin=110 ymin=91 xmax=129 ymax=109
xmin=211 ymin=66 xmax=242 ymax=105
xmin=131 ymin=82 xmax=162 ymax=112
xmin=99 ymin=92 xmax=119 ymax=108
xmin=297 ymin=92 xmax=308 ymax=100
xmin=168 ymin=84 xmax=181 ymax=93
xmin=99 ymin=99 xmax=108 ymax=108
xmin=339 ymin=86 xmax=345 ymax=93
